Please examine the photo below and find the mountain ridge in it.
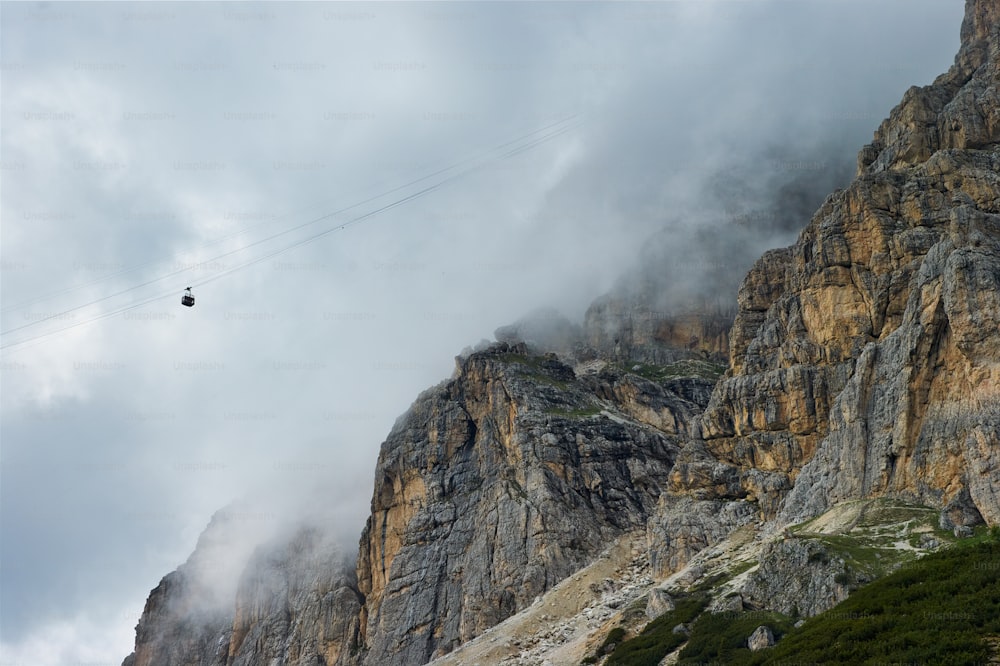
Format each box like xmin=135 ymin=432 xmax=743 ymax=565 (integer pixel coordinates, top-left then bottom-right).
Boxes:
xmin=122 ymin=1 xmax=1000 ymax=663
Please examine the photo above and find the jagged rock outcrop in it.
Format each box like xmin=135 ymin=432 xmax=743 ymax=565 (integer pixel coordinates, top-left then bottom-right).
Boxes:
xmin=123 ymin=507 xmax=264 ymax=666
xmin=355 ymin=343 xmax=706 ymax=663
xmin=584 ymin=292 xmax=733 ymax=365
xmin=646 ymin=0 xmax=999 ymax=582
xmin=740 ymin=539 xmax=850 ymax=618
xmin=645 ymin=587 xmax=675 ymax=619
xmin=747 ymin=625 xmax=775 ymax=651
xmin=123 ymin=572 xmax=230 ymax=666
xmin=583 ymin=370 xmax=714 ymax=437
xmin=776 ymin=0 xmax=1000 ymax=526
xmin=124 ymin=515 xmax=359 ymax=666
xmin=226 ymin=528 xmax=361 ymax=666
xmin=124 ymin=343 xmax=714 ymax=666
xmin=646 ymin=495 xmax=757 ymax=578
xmin=666 ymin=0 xmax=1000 ymax=536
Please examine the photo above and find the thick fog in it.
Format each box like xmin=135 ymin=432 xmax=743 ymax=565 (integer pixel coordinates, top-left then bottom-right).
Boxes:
xmin=0 ymin=1 xmax=964 ymax=662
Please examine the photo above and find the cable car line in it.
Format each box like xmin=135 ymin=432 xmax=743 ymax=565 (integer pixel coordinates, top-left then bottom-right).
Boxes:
xmin=1 ymin=115 xmax=577 ymax=340
xmin=0 ymin=116 xmax=580 ymax=351
xmin=1 ymin=115 xmax=577 ymax=317
xmin=0 ymin=181 xmax=457 ymax=351
xmin=192 ymin=181 xmax=448 ymax=290
xmin=0 ymin=287 xmax=181 ymax=354
xmin=190 ymin=120 xmax=581 ymax=290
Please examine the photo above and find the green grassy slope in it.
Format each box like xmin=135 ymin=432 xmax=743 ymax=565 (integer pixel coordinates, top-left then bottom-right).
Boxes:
xmin=677 ymin=537 xmax=1000 ymax=666
xmin=595 ymin=529 xmax=1000 ymax=666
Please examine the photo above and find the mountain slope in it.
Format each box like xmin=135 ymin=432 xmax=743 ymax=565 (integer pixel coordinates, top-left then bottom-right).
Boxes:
xmin=122 ymin=2 xmax=1000 ymax=664
xmin=648 ymin=0 xmax=1000 ymax=582
xmin=123 ymin=345 xmax=716 ymax=665
xmin=355 ymin=344 xmax=710 ymax=663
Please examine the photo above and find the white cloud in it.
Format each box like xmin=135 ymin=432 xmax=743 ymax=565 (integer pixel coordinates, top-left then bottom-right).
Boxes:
xmin=0 ymin=1 xmax=965 ymax=663
xmin=0 ymin=607 xmax=140 ymax=666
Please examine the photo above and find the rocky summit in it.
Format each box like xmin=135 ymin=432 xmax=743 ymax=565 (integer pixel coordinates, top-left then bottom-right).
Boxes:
xmin=657 ymin=0 xmax=1000 ymax=567
xmin=123 ymin=1 xmax=1000 ymax=664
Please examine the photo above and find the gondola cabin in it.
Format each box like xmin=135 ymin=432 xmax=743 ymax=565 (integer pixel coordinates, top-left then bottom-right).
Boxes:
xmin=181 ymin=287 xmax=195 ymax=307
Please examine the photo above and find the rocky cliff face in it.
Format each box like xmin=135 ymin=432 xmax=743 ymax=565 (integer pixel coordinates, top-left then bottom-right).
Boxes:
xmin=123 ymin=511 xmax=361 ymax=666
xmin=739 ymin=538 xmax=851 ymax=618
xmin=778 ymin=0 xmax=1000 ymax=526
xmin=123 ymin=508 xmax=258 ymax=666
xmin=226 ymin=528 xmax=361 ymax=666
xmin=584 ymin=293 xmax=733 ymax=366
xmin=647 ymin=0 xmax=1000 ymax=580
xmin=123 ymin=344 xmax=714 ymax=666
xmin=355 ymin=344 xmax=709 ymax=663
xmin=123 ymin=2 xmax=1000 ymax=663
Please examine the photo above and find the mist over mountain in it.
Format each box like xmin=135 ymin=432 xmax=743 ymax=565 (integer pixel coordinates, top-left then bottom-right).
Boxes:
xmin=116 ymin=0 xmax=1000 ymax=664
xmin=0 ymin=2 xmax=977 ymax=664
xmin=578 ymin=141 xmax=860 ymax=368
xmin=616 ymin=139 xmax=857 ymax=308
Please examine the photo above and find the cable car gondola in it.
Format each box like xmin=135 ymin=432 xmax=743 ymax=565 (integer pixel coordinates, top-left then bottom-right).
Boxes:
xmin=181 ymin=287 xmax=195 ymax=307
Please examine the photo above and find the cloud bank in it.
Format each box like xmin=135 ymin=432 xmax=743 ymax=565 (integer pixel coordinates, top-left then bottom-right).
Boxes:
xmin=0 ymin=1 xmax=964 ymax=662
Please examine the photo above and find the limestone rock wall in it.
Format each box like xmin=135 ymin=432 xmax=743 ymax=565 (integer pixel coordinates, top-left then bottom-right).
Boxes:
xmin=649 ymin=0 xmax=1000 ymax=578
xmin=584 ymin=293 xmax=733 ymax=365
xmin=227 ymin=528 xmax=361 ymax=666
xmin=355 ymin=344 xmax=705 ymax=663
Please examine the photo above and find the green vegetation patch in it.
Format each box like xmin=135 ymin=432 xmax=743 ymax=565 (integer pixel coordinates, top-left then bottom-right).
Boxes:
xmin=620 ymin=595 xmax=650 ymax=624
xmin=689 ymin=571 xmax=732 ymax=593
xmin=604 ymin=535 xmax=1000 ymax=666
xmin=546 ymin=405 xmax=602 ymax=418
xmin=624 ymin=359 xmax=726 ymax=382
xmin=525 ymin=373 xmax=572 ymax=390
xmin=686 ymin=559 xmax=758 ymax=594
xmin=503 ymin=353 xmax=573 ymax=389
xmin=582 ymin=626 xmax=628 ymax=664
xmin=790 ymin=500 xmax=942 ymax=540
xmin=726 ymin=559 xmax=758 ymax=579
xmin=787 ymin=500 xmax=957 ymax=583
xmin=859 ymin=501 xmax=939 ymax=528
xmin=501 ymin=352 xmax=549 ymax=369
xmin=809 ymin=533 xmax=915 ymax=582
xmin=677 ymin=610 xmax=794 ymax=664
xmin=714 ymin=539 xmax=1000 ymax=665
xmin=605 ymin=593 xmax=709 ymax=666
xmin=601 ymin=627 xmax=627 ymax=652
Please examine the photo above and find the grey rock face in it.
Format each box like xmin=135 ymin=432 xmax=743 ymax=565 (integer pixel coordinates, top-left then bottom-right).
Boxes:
xmin=125 ymin=571 xmax=230 ymax=666
xmin=747 ymin=625 xmax=775 ymax=651
xmin=670 ymin=0 xmax=1000 ymax=539
xmin=740 ymin=539 xmax=850 ymax=619
xmin=777 ymin=198 xmax=1000 ymax=526
xmin=647 ymin=495 xmax=757 ymax=579
xmin=123 ymin=506 xmax=266 ymax=666
xmin=123 ymin=342 xmax=714 ymax=666
xmin=582 ymin=370 xmax=715 ymax=437
xmin=356 ymin=343 xmax=707 ymax=664
xmin=645 ymin=588 xmax=675 ymax=619
xmin=227 ymin=528 xmax=361 ymax=666
xmin=709 ymin=593 xmax=744 ymax=614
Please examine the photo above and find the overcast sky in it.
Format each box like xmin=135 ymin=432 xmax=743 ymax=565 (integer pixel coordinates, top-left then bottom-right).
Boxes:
xmin=0 ymin=1 xmax=965 ymax=663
